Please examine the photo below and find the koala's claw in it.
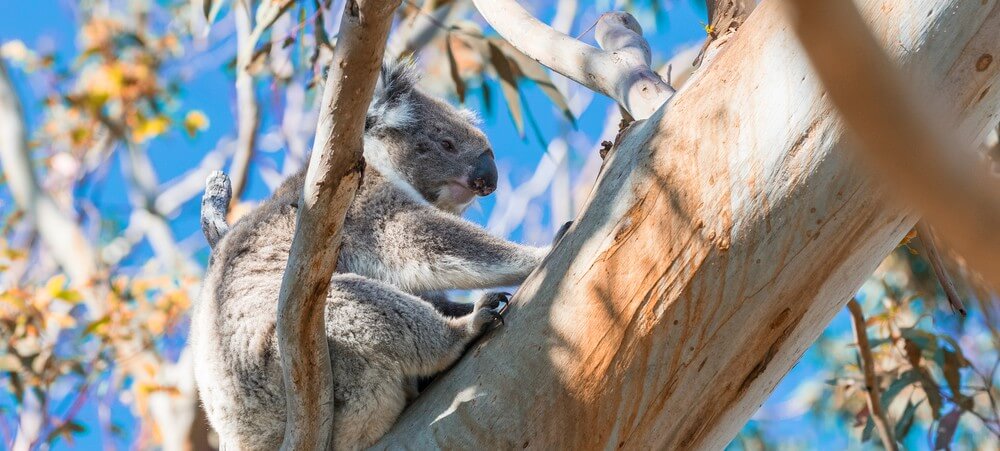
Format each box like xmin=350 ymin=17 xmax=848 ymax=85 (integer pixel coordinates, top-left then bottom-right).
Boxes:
xmin=474 ymin=291 xmax=510 ymax=331
xmin=488 ymin=309 xmax=504 ymax=326
xmin=205 ymin=170 xmax=232 ymax=199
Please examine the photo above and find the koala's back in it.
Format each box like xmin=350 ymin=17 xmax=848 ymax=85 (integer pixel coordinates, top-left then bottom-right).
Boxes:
xmin=191 ymin=171 xmax=431 ymax=449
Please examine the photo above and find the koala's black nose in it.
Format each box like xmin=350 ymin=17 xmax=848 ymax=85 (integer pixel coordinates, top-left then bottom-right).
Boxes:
xmin=469 ymin=151 xmax=498 ymax=196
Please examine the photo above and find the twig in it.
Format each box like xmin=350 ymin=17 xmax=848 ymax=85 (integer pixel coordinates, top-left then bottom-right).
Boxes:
xmin=847 ymin=299 xmax=899 ymax=451
xmin=916 ymin=222 xmax=967 ymax=316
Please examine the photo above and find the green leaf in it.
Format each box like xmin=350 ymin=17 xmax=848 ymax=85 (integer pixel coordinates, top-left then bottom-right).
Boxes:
xmin=882 ymin=370 xmax=918 ymax=407
xmin=901 ymin=328 xmax=938 ymax=356
xmin=82 ymin=315 xmax=111 ymax=336
xmin=487 ymin=41 xmax=524 ymax=137
xmin=861 ymin=415 xmax=875 ymax=442
xmin=895 ymin=400 xmax=922 ymax=440
xmin=445 ymin=33 xmax=466 ymax=103
xmin=494 ymin=41 xmax=576 ymax=126
xmin=939 ymin=335 xmax=970 ymax=367
xmin=917 ymin=370 xmax=944 ymax=420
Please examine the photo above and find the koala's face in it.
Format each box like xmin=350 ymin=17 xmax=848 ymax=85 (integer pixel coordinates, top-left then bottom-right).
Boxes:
xmin=365 ymin=62 xmax=497 ymax=213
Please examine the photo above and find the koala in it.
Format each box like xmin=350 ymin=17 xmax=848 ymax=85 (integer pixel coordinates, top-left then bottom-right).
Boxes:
xmin=191 ymin=61 xmax=556 ymax=450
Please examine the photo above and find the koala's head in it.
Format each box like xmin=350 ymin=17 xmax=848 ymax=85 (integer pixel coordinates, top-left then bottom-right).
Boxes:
xmin=363 ymin=61 xmax=497 ymax=214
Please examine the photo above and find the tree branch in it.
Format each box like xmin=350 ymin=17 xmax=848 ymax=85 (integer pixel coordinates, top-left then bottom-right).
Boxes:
xmin=916 ymin=222 xmax=967 ymax=316
xmin=274 ymin=0 xmax=401 ymax=449
xmin=847 ymin=299 xmax=898 ymax=451
xmin=376 ymin=1 xmax=999 ymax=447
xmin=784 ymin=0 xmax=1000 ymax=289
xmin=229 ymin=0 xmax=261 ymax=204
xmin=0 ymin=60 xmax=104 ymax=314
xmin=471 ymin=0 xmax=672 ymax=119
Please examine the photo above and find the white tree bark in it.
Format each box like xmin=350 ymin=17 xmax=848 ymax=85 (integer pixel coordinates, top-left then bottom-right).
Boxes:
xmin=228 ymin=0 xmax=260 ymax=203
xmin=471 ymin=0 xmax=672 ymax=119
xmin=274 ymin=0 xmax=401 ymax=449
xmin=376 ymin=0 xmax=1000 ymax=447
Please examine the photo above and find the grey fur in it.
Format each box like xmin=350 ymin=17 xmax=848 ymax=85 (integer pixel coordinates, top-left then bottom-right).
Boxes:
xmin=191 ymin=61 xmax=547 ymax=450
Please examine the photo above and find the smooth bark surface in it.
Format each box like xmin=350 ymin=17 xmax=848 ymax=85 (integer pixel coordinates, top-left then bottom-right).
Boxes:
xmin=377 ymin=0 xmax=999 ymax=448
xmin=471 ymin=0 xmax=672 ymax=119
xmin=274 ymin=0 xmax=401 ymax=449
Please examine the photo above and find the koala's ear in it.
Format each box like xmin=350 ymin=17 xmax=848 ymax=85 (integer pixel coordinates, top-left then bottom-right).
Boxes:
xmin=366 ymin=59 xmax=419 ymax=131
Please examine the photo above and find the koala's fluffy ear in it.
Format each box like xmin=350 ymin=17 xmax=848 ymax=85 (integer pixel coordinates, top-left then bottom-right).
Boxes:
xmin=366 ymin=60 xmax=419 ymax=131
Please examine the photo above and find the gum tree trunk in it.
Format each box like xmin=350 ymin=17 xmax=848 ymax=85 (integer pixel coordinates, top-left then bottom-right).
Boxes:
xmin=376 ymin=0 xmax=999 ymax=448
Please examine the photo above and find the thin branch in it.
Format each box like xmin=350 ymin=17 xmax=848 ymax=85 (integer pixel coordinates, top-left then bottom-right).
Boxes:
xmin=784 ymin=0 xmax=1000 ymax=289
xmin=229 ymin=0 xmax=261 ymax=204
xmin=916 ymin=222 xmax=967 ymax=316
xmin=847 ymin=299 xmax=899 ymax=451
xmin=471 ymin=0 xmax=673 ymax=119
xmin=275 ymin=0 xmax=402 ymax=449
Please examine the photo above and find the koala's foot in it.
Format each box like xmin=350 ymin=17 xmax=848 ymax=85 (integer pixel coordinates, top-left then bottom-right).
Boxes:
xmin=205 ymin=170 xmax=232 ymax=202
xmin=469 ymin=291 xmax=510 ymax=334
xmin=202 ymin=170 xmax=232 ymax=248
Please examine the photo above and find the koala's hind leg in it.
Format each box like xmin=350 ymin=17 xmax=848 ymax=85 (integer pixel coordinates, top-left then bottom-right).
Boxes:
xmin=327 ymin=276 xmax=508 ymax=378
xmin=201 ymin=170 xmax=232 ymax=248
xmin=420 ymin=291 xmax=474 ymax=318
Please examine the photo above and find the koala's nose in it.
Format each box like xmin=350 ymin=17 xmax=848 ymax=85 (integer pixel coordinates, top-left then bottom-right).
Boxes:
xmin=469 ymin=151 xmax=498 ymax=196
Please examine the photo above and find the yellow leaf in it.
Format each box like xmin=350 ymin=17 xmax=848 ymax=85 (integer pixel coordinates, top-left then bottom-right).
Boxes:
xmin=45 ymin=275 xmax=69 ymax=298
xmin=2 ymin=247 xmax=26 ymax=260
xmin=183 ymin=110 xmax=210 ymax=137
xmin=45 ymin=274 xmax=82 ymax=304
xmin=132 ymin=116 xmax=171 ymax=142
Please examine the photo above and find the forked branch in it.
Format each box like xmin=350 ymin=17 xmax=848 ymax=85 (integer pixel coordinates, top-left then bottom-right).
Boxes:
xmin=471 ymin=0 xmax=673 ymax=119
xmin=274 ymin=0 xmax=401 ymax=449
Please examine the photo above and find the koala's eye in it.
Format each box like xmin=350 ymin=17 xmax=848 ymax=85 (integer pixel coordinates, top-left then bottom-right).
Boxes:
xmin=440 ymin=139 xmax=457 ymax=153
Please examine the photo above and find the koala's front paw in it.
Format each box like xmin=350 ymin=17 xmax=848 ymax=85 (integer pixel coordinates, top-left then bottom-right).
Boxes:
xmin=471 ymin=291 xmax=510 ymax=334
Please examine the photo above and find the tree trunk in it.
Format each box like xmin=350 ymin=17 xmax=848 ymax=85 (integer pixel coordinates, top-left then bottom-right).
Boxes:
xmin=376 ymin=0 xmax=999 ymax=448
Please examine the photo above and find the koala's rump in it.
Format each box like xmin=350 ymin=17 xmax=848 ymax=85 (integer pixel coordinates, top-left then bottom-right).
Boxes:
xmin=194 ymin=267 xmax=422 ymax=450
